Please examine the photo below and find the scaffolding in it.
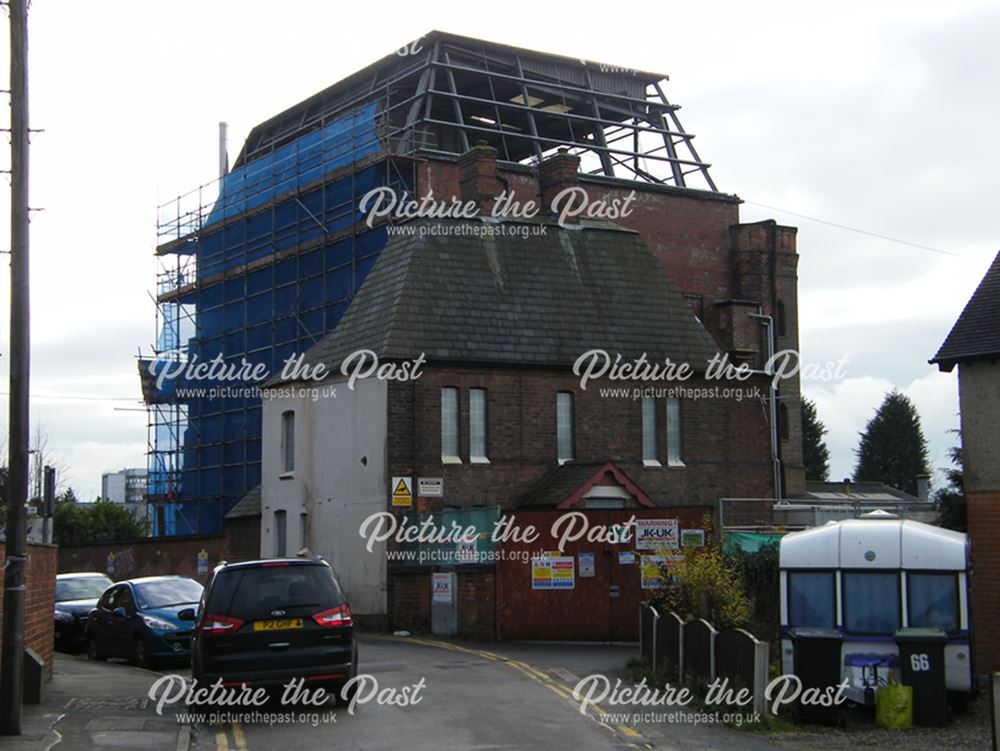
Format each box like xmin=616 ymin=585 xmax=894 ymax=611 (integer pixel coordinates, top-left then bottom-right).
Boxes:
xmin=142 ymin=31 xmax=717 ymax=535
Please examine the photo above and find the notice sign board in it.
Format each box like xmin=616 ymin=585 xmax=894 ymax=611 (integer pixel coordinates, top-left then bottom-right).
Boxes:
xmin=635 ymin=518 xmax=679 ymax=550
xmin=578 ymin=552 xmax=596 ymax=578
xmin=640 ymin=554 xmax=683 ymax=589
xmin=391 ymin=476 xmax=413 ymax=508
xmin=432 ymin=573 xmax=453 ymax=603
xmin=532 ymin=556 xmax=575 ymax=590
xmin=418 ymin=477 xmax=444 ymax=497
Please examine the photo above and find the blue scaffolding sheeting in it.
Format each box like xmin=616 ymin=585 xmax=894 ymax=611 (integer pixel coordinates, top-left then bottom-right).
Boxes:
xmin=150 ymin=101 xmax=405 ymax=536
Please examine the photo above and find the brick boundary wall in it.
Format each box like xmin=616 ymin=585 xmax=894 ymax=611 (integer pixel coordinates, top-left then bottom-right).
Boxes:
xmin=57 ymin=534 xmax=226 ymax=585
xmin=967 ymin=490 xmax=1000 ymax=675
xmin=0 ymin=541 xmax=57 ymax=679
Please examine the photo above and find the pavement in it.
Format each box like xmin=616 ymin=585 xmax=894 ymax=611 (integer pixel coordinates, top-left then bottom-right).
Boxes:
xmin=0 ymin=652 xmax=190 ymax=751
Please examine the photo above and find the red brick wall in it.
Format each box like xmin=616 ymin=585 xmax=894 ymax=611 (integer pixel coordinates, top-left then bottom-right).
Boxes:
xmin=968 ymin=490 xmax=1000 ymax=673
xmin=0 ymin=542 xmax=57 ymax=679
xmin=223 ymin=517 xmax=261 ymax=563
xmin=388 ymin=367 xmax=773 ymax=510
xmin=389 ymin=570 xmax=431 ymax=633
xmin=57 ymin=535 xmax=226 ymax=585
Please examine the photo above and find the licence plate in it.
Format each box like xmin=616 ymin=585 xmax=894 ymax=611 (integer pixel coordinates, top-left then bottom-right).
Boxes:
xmin=253 ymin=618 xmax=303 ymax=632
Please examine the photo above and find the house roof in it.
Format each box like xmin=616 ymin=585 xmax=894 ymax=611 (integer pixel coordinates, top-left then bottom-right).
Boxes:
xmin=515 ymin=461 xmax=657 ymax=508
xmin=225 ymin=484 xmax=261 ymax=519
xmin=931 ymin=250 xmax=1000 ymax=370
xmin=271 ymin=218 xmax=721 ymax=383
xmin=802 ymin=481 xmax=921 ymax=504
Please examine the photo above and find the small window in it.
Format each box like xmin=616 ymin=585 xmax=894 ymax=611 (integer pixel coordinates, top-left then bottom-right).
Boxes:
xmin=274 ymin=510 xmax=287 ymax=557
xmin=441 ymin=387 xmax=460 ymax=462
xmin=299 ymin=512 xmax=309 ymax=551
xmin=666 ymin=398 xmax=683 ymax=466
xmin=908 ymin=573 xmax=959 ymax=633
xmin=843 ymin=572 xmax=900 ymax=634
xmin=787 ymin=571 xmax=836 ymax=628
xmin=556 ymin=392 xmax=574 ymax=463
xmin=776 ymin=300 xmax=787 ymax=337
xmin=642 ymin=397 xmax=659 ymax=465
xmin=469 ymin=388 xmax=488 ymax=462
xmin=281 ymin=410 xmax=295 ymax=473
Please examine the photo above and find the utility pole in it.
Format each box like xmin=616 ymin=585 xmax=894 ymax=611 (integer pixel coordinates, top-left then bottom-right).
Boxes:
xmin=1 ymin=0 xmax=30 ymax=735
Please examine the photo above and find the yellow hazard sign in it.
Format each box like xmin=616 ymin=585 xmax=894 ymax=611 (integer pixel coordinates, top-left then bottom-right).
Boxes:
xmin=391 ymin=476 xmax=413 ymax=507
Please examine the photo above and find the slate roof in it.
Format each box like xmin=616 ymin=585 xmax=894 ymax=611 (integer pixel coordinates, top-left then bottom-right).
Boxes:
xmin=931 ymin=251 xmax=1000 ymax=370
xmin=225 ymin=484 xmax=261 ymax=519
xmin=272 ymin=218 xmax=721 ymax=382
xmin=802 ymin=481 xmax=921 ymax=504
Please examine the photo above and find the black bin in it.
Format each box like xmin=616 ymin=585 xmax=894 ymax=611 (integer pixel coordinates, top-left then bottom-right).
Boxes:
xmin=789 ymin=627 xmax=844 ymax=725
xmin=895 ymin=627 xmax=949 ymax=727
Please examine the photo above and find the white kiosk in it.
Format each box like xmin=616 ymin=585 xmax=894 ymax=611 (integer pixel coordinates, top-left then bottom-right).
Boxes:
xmin=779 ymin=516 xmax=972 ymax=706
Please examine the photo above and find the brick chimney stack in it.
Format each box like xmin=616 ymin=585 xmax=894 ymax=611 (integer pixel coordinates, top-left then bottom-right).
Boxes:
xmin=458 ymin=141 xmax=499 ymax=215
xmin=539 ymin=148 xmax=581 ymax=218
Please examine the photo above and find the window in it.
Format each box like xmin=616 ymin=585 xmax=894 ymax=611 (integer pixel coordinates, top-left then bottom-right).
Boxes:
xmin=441 ymin=387 xmax=460 ymax=461
xmin=469 ymin=388 xmax=488 ymax=462
xmin=281 ymin=410 xmax=295 ymax=473
xmin=843 ymin=572 xmax=900 ymax=634
xmin=556 ymin=392 xmax=574 ymax=463
xmin=642 ymin=397 xmax=659 ymax=465
xmin=300 ymin=512 xmax=309 ymax=551
xmin=787 ymin=572 xmax=836 ymax=628
xmin=779 ymin=403 xmax=790 ymax=441
xmin=274 ymin=510 xmax=287 ymax=557
xmin=908 ymin=573 xmax=959 ymax=633
xmin=776 ymin=300 xmax=787 ymax=337
xmin=666 ymin=398 xmax=683 ymax=466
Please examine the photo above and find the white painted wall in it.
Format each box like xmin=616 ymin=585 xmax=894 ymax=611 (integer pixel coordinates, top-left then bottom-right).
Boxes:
xmin=261 ymin=377 xmax=388 ymax=616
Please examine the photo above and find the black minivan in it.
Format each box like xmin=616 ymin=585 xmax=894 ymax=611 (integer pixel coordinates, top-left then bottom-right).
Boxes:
xmin=188 ymin=558 xmax=357 ymax=696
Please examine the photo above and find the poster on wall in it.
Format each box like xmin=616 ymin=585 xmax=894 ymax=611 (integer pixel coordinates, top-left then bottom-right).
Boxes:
xmin=432 ymin=573 xmax=453 ymax=603
xmin=640 ymin=554 xmax=684 ymax=589
xmin=635 ymin=518 xmax=679 ymax=550
xmin=532 ymin=556 xmax=575 ymax=589
xmin=681 ymin=529 xmax=706 ymax=547
xmin=618 ymin=550 xmax=636 ymax=565
xmin=578 ymin=552 xmax=596 ymax=578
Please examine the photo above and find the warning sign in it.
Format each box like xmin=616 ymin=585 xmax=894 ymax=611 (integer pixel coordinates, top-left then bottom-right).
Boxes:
xmin=432 ymin=573 xmax=453 ymax=603
xmin=197 ymin=549 xmax=209 ymax=575
xmin=391 ymin=476 xmax=413 ymax=508
xmin=532 ymin=556 xmax=575 ymax=590
xmin=635 ymin=518 xmax=679 ymax=550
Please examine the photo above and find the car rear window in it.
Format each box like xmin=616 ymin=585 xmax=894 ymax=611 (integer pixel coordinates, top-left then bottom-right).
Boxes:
xmin=56 ymin=576 xmax=111 ymax=602
xmin=206 ymin=564 xmax=344 ymax=619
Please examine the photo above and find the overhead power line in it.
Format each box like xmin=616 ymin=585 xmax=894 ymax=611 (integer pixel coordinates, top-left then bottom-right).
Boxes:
xmin=746 ymin=201 xmax=963 ymax=258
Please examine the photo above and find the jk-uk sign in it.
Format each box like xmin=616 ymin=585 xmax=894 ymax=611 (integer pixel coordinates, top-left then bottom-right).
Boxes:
xmin=635 ymin=518 xmax=679 ymax=550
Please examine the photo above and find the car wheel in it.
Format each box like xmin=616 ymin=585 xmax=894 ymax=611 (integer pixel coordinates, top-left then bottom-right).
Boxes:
xmin=131 ymin=637 xmax=150 ymax=669
xmin=87 ymin=636 xmax=106 ymax=662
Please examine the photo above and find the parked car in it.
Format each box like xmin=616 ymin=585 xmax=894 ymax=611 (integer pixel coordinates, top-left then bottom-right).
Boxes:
xmin=55 ymin=572 xmax=113 ymax=651
xmin=189 ymin=558 xmax=358 ymax=700
xmin=86 ymin=575 xmax=203 ymax=668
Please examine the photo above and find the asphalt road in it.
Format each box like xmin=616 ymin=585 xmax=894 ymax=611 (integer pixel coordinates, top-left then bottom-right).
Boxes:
xmin=193 ymin=636 xmax=782 ymax=751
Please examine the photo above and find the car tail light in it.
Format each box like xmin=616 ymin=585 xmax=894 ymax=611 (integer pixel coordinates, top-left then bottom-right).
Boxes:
xmin=312 ymin=604 xmax=353 ymax=627
xmin=200 ymin=613 xmax=244 ymax=635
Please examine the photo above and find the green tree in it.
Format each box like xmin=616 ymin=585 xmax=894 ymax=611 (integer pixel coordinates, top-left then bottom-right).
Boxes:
xmin=935 ymin=439 xmax=965 ymax=532
xmin=53 ymin=497 xmax=146 ymax=544
xmin=801 ymin=397 xmax=830 ymax=481
xmin=854 ymin=390 xmax=930 ymax=496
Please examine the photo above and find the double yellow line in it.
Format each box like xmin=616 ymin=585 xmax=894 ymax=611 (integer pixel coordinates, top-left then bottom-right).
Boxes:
xmin=405 ymin=637 xmax=650 ymax=747
xmin=213 ymin=720 xmax=247 ymax=751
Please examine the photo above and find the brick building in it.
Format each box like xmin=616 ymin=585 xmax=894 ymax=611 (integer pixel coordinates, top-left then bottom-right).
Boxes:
xmin=931 ymin=250 xmax=1000 ymax=677
xmin=257 ymin=141 xmax=802 ymax=636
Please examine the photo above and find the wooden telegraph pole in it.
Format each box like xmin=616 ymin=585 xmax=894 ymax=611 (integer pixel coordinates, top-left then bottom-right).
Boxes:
xmin=0 ymin=0 xmax=30 ymax=735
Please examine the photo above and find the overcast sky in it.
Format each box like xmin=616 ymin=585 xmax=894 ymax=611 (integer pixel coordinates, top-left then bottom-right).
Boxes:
xmin=0 ymin=0 xmax=995 ymax=500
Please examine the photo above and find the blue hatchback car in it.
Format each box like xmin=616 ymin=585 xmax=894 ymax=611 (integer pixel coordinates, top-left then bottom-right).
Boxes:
xmin=86 ymin=576 xmax=204 ymax=668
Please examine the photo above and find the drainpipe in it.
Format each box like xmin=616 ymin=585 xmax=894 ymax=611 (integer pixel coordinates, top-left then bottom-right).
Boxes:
xmin=750 ymin=311 xmax=783 ymax=499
